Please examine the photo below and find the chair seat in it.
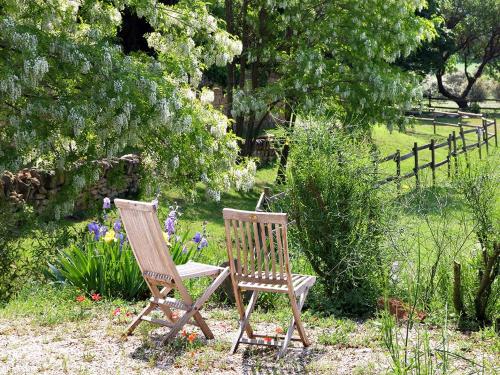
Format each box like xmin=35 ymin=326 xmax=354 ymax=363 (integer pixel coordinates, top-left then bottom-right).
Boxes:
xmin=238 ymin=273 xmax=316 ymax=294
xmin=177 ymin=261 xmax=224 ymax=280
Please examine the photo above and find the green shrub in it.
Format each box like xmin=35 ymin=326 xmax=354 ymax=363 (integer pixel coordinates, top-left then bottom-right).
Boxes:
xmin=454 ymin=154 xmax=499 ymax=326
xmin=0 ymin=202 xmax=80 ymax=302
xmin=285 ymin=120 xmax=386 ymax=314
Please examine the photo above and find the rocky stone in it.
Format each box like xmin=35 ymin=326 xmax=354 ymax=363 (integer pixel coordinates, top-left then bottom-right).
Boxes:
xmin=1 ymin=154 xmax=141 ymax=213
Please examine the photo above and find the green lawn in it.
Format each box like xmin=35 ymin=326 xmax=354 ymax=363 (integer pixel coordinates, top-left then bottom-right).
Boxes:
xmin=373 ymin=120 xmax=496 ymax=184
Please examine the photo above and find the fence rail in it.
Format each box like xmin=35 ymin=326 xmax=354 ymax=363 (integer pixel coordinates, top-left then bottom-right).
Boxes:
xmin=376 ymin=115 xmax=497 ymax=188
xmin=421 ymin=97 xmax=500 ymax=113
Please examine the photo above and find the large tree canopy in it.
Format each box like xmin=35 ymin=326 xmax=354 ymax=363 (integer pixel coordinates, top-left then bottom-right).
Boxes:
xmin=400 ymin=0 xmax=500 ymax=108
xmin=220 ymin=0 xmax=435 ymax=157
xmin=0 ymin=0 xmax=253 ymax=216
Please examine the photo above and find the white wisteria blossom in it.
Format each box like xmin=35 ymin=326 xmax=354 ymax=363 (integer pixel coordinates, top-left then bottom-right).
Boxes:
xmin=0 ymin=0 xmax=253 ymax=213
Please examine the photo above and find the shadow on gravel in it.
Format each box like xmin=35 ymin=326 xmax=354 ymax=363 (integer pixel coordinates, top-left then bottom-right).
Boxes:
xmin=241 ymin=346 xmax=325 ymax=374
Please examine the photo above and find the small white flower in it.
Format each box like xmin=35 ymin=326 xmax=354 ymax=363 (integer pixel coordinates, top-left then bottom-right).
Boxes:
xmin=200 ymin=89 xmax=214 ymax=104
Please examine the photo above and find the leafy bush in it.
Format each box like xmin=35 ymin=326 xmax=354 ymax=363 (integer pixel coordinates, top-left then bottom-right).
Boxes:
xmin=49 ymin=198 xmax=209 ymax=300
xmin=454 ymin=154 xmax=499 ymax=326
xmin=0 ymin=201 xmax=81 ymax=301
xmin=285 ymin=120 xmax=386 ymax=314
xmin=49 ymin=236 xmax=148 ymax=300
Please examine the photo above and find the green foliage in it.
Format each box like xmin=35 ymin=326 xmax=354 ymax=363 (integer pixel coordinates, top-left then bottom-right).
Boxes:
xmin=48 ymin=235 xmax=148 ymax=300
xmin=0 ymin=203 xmax=81 ymax=301
xmin=0 ymin=0 xmax=254 ymax=217
xmin=284 ymin=119 xmax=386 ymax=314
xmin=318 ymin=319 xmax=357 ymax=347
xmin=220 ymin=0 xmax=435 ymax=154
xmin=454 ymin=154 xmax=499 ymax=326
xmin=401 ymin=0 xmax=500 ymax=107
xmin=0 ymin=283 xmax=93 ymax=326
xmin=48 ymin=226 xmax=203 ymax=300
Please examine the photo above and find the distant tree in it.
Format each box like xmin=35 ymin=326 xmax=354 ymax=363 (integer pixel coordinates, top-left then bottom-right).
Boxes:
xmin=400 ymin=0 xmax=500 ymax=109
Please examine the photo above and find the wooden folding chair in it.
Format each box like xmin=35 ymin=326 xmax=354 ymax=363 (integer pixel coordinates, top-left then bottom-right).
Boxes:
xmin=223 ymin=208 xmax=316 ymax=358
xmin=114 ymin=198 xmax=229 ymax=343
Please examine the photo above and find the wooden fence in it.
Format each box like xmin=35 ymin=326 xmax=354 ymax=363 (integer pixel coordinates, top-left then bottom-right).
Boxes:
xmin=376 ymin=115 xmax=497 ymax=188
xmin=422 ymin=97 xmax=500 ymax=114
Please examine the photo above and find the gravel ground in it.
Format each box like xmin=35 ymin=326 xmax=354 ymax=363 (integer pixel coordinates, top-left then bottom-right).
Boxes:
xmin=0 ymin=308 xmax=496 ymax=374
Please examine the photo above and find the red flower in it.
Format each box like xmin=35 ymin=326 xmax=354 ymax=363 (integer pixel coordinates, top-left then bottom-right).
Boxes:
xmin=126 ymin=312 xmax=132 ymax=317
xmin=76 ymin=295 xmax=86 ymax=303
xmin=181 ymin=329 xmax=188 ymax=337
xmin=187 ymin=333 xmax=197 ymax=343
xmin=275 ymin=327 xmax=284 ymax=335
xmin=263 ymin=337 xmax=272 ymax=343
xmin=91 ymin=293 xmax=101 ymax=301
xmin=113 ymin=308 xmax=121 ymax=316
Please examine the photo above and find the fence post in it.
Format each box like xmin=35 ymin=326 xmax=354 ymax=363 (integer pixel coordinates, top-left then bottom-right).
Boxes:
xmin=433 ymin=118 xmax=436 ymax=135
xmin=413 ymin=142 xmax=419 ymax=188
xmin=453 ymin=130 xmax=458 ymax=176
xmin=430 ymin=139 xmax=436 ymax=185
xmin=477 ymin=127 xmax=482 ymax=160
xmin=447 ymin=134 xmax=452 ymax=179
xmin=460 ymin=126 xmax=470 ymax=169
xmin=483 ymin=118 xmax=489 ymax=155
xmin=396 ymin=149 xmax=401 ymax=191
xmin=495 ymin=118 xmax=498 ymax=147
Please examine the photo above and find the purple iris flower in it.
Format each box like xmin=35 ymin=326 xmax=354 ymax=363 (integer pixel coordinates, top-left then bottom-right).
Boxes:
xmin=113 ymin=219 xmax=121 ymax=232
xmin=117 ymin=232 xmax=125 ymax=250
xmin=197 ymin=237 xmax=208 ymax=251
xmin=103 ymin=197 xmax=111 ymax=209
xmin=99 ymin=225 xmax=108 ymax=238
xmin=88 ymin=221 xmax=100 ymax=240
xmin=192 ymin=232 xmax=202 ymax=243
xmin=164 ymin=211 xmax=176 ymax=236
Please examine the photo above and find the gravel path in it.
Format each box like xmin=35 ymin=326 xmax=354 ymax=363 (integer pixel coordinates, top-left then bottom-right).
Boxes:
xmin=0 ymin=308 xmax=496 ymax=374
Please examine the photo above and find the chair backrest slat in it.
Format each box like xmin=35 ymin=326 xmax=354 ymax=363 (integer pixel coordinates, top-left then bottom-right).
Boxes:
xmin=259 ymin=222 xmax=269 ymax=278
xmin=252 ymin=221 xmax=263 ymax=278
xmin=223 ymin=208 xmax=290 ymax=283
xmin=238 ymin=220 xmax=248 ymax=276
xmin=245 ymin=221 xmax=255 ymax=275
xmin=275 ymin=222 xmax=285 ymax=279
xmin=267 ymin=222 xmax=277 ymax=276
xmin=115 ymin=199 xmax=183 ymax=286
xmin=231 ymin=219 xmax=242 ymax=275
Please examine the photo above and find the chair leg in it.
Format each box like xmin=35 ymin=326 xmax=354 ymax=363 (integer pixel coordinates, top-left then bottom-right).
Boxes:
xmin=126 ymin=285 xmax=174 ymax=335
xmin=288 ymin=286 xmax=311 ymax=347
xmin=192 ymin=311 xmax=214 ymax=339
xmin=161 ymin=268 xmax=230 ymax=344
xmin=233 ymin=285 xmax=254 ymax=339
xmin=231 ymin=291 xmax=258 ymax=354
xmin=126 ymin=303 xmax=156 ymax=335
xmin=277 ymin=286 xmax=311 ymax=358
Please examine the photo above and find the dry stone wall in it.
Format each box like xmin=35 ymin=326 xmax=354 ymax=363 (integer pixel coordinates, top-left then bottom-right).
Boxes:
xmin=0 ymin=154 xmax=140 ymax=212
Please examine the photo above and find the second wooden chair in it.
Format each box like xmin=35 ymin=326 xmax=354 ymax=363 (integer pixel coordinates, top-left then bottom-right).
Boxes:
xmin=223 ymin=208 xmax=316 ymax=357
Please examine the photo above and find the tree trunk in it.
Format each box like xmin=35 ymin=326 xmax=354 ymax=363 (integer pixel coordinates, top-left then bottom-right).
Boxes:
xmin=276 ymin=104 xmax=295 ymax=184
xmin=473 ymin=243 xmax=499 ymax=326
xmin=225 ymin=0 xmax=235 ymax=121
xmin=453 ymin=261 xmax=466 ymax=318
xmin=234 ymin=0 xmax=249 ymax=143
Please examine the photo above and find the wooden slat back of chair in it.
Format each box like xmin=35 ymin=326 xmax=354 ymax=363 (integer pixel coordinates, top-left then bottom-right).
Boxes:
xmin=223 ymin=208 xmax=291 ymax=285
xmin=114 ymin=199 xmax=181 ymax=285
